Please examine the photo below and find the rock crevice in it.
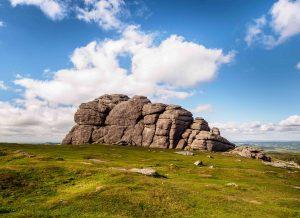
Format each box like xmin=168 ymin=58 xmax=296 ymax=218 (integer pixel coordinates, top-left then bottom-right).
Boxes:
xmin=62 ymin=94 xmax=235 ymax=151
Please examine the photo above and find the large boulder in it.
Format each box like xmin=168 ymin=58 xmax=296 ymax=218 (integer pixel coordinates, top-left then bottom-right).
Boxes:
xmin=63 ymin=125 xmax=94 ymax=145
xmin=105 ymin=96 xmax=150 ymax=126
xmin=62 ymin=94 xmax=235 ymax=152
xmin=150 ymin=105 xmax=193 ymax=149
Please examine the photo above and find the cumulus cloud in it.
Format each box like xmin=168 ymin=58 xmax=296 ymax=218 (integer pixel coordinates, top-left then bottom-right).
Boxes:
xmin=14 ymin=25 xmax=234 ymax=105
xmin=0 ymin=21 xmax=4 ymax=27
xmin=211 ymin=115 xmax=300 ymax=141
xmin=0 ymin=81 xmax=8 ymax=90
xmin=245 ymin=0 xmax=300 ymax=48
xmin=0 ymin=100 xmax=75 ymax=143
xmin=271 ymin=0 xmax=300 ymax=43
xmin=9 ymin=0 xmax=129 ymax=30
xmin=10 ymin=0 xmax=66 ymax=20
xmin=1 ymin=25 xmax=233 ymax=142
xmin=279 ymin=115 xmax=300 ymax=127
xmin=297 ymin=62 xmax=300 ymax=70
xmin=191 ymin=104 xmax=214 ymax=113
xmin=77 ymin=0 xmax=125 ymax=30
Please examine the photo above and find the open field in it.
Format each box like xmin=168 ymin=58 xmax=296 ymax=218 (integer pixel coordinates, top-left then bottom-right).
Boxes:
xmin=0 ymin=143 xmax=300 ymax=218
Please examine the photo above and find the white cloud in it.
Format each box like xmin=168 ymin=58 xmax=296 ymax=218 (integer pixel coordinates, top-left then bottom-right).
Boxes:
xmin=14 ymin=25 xmax=234 ymax=105
xmin=1 ymin=25 xmax=233 ymax=142
xmin=245 ymin=0 xmax=300 ymax=48
xmin=0 ymin=21 xmax=4 ymax=27
xmin=191 ymin=104 xmax=214 ymax=113
xmin=10 ymin=0 xmax=66 ymax=20
xmin=271 ymin=0 xmax=300 ymax=43
xmin=9 ymin=0 xmax=127 ymax=30
xmin=279 ymin=115 xmax=300 ymax=127
xmin=0 ymin=81 xmax=8 ymax=90
xmin=245 ymin=16 xmax=267 ymax=46
xmin=77 ymin=0 xmax=125 ymax=30
xmin=296 ymin=62 xmax=300 ymax=70
xmin=211 ymin=115 xmax=300 ymax=141
xmin=0 ymin=100 xmax=75 ymax=143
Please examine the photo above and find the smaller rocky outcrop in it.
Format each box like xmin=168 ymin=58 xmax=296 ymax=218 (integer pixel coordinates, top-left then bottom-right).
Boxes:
xmin=263 ymin=161 xmax=300 ymax=169
xmin=228 ymin=146 xmax=271 ymax=162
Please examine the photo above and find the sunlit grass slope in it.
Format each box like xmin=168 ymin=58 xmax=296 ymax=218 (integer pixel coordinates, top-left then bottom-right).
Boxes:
xmin=0 ymin=143 xmax=299 ymax=218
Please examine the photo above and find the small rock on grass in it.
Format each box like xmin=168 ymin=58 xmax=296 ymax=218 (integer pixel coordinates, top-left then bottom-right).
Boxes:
xmin=15 ymin=150 xmax=36 ymax=158
xmin=88 ymin=158 xmax=106 ymax=163
xmin=80 ymin=162 xmax=93 ymax=165
xmin=207 ymin=155 xmax=213 ymax=159
xmin=129 ymin=168 xmax=158 ymax=176
xmin=226 ymin=182 xmax=238 ymax=188
xmin=194 ymin=160 xmax=204 ymax=166
xmin=174 ymin=151 xmax=194 ymax=156
xmin=263 ymin=160 xmax=300 ymax=169
xmin=58 ymin=199 xmax=68 ymax=204
xmin=209 ymin=165 xmax=214 ymax=169
xmin=95 ymin=186 xmax=102 ymax=192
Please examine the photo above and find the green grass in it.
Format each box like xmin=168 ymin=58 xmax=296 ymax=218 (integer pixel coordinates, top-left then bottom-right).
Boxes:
xmin=267 ymin=151 xmax=300 ymax=165
xmin=0 ymin=143 xmax=299 ymax=218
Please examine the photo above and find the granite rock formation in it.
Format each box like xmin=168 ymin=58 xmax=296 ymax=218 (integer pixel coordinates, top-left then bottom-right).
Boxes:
xmin=62 ymin=94 xmax=235 ymax=151
xmin=228 ymin=146 xmax=271 ymax=161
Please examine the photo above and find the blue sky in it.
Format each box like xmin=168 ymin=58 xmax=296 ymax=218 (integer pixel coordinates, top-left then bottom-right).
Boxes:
xmin=0 ymin=0 xmax=300 ymax=142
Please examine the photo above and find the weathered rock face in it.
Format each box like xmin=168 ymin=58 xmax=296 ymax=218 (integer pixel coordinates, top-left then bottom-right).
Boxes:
xmin=62 ymin=94 xmax=235 ymax=152
xmin=228 ymin=146 xmax=271 ymax=161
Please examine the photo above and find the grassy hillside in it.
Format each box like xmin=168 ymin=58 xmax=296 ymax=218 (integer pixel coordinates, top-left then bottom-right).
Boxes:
xmin=0 ymin=143 xmax=299 ymax=218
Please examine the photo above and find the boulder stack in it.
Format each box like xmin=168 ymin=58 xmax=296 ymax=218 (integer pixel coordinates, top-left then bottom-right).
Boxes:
xmin=62 ymin=94 xmax=235 ymax=151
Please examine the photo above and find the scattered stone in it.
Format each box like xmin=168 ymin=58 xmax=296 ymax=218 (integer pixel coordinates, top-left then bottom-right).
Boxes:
xmin=129 ymin=168 xmax=158 ymax=176
xmin=263 ymin=160 xmax=300 ymax=169
xmin=207 ymin=155 xmax=213 ymax=159
xmin=95 ymin=186 xmax=102 ymax=192
xmin=80 ymin=162 xmax=93 ymax=165
xmin=226 ymin=182 xmax=238 ymax=188
xmin=194 ymin=160 xmax=204 ymax=166
xmin=55 ymin=157 xmax=64 ymax=161
xmin=209 ymin=165 xmax=214 ymax=169
xmin=58 ymin=199 xmax=68 ymax=204
xmin=174 ymin=151 xmax=194 ymax=156
xmin=228 ymin=146 xmax=271 ymax=161
xmin=88 ymin=159 xmax=106 ymax=163
xmin=62 ymin=94 xmax=235 ymax=152
xmin=243 ymin=199 xmax=262 ymax=205
xmin=14 ymin=150 xmax=35 ymax=158
xmin=292 ymin=186 xmax=300 ymax=190
xmin=110 ymin=167 xmax=161 ymax=177
xmin=199 ymin=174 xmax=212 ymax=178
